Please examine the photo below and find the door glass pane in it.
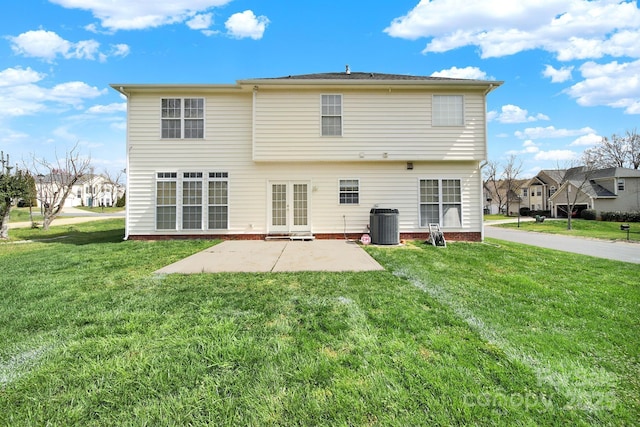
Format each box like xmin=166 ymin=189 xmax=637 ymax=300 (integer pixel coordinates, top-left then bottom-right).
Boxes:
xmin=272 ymin=184 xmax=287 ymax=226
xmin=293 ymin=184 xmax=308 ymax=226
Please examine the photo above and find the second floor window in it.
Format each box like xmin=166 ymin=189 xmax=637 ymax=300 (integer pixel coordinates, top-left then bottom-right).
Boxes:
xmin=321 ymin=94 xmax=342 ymax=136
xmin=433 ymin=95 xmax=463 ymax=126
xmin=618 ymin=179 xmax=625 ymax=191
xmin=162 ymin=98 xmax=204 ymax=139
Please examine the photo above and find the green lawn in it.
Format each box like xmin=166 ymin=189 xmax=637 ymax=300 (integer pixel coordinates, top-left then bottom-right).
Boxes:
xmin=483 ymin=214 xmax=512 ymax=221
xmin=496 ymin=218 xmax=640 ymax=242
xmin=1 ymin=220 xmax=638 ymax=425
xmin=8 ymin=207 xmax=43 ymax=223
xmin=75 ymin=206 xmax=125 ymax=214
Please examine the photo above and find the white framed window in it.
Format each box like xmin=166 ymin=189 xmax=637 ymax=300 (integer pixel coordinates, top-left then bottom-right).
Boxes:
xmin=432 ymin=95 xmax=463 ymax=126
xmin=321 ymin=94 xmax=342 ymax=136
xmin=339 ymin=179 xmax=359 ymax=204
xmin=419 ymin=179 xmax=462 ymax=227
xmin=161 ymin=98 xmax=204 ymax=139
xmin=208 ymin=172 xmax=229 ymax=229
xmin=522 ymin=188 xmax=528 ymax=197
xmin=618 ymin=179 xmax=625 ymax=191
xmin=182 ymin=172 xmax=203 ymax=230
xmin=156 ymin=172 xmax=177 ymax=230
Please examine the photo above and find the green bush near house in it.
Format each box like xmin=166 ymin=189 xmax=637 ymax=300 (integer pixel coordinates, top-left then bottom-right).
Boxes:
xmin=581 ymin=208 xmax=597 ymax=220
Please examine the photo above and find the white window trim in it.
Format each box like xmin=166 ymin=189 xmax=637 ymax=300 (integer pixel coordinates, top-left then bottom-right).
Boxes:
xmin=320 ymin=94 xmax=343 ymax=137
xmin=181 ymin=172 xmax=204 ymax=230
xmin=155 ymin=172 xmax=178 ymax=231
xmin=418 ymin=178 xmax=463 ymax=228
xmin=160 ymin=97 xmax=206 ymax=140
xmin=432 ymin=94 xmax=464 ymax=127
xmin=207 ymin=172 xmax=229 ymax=230
xmin=338 ymin=178 xmax=360 ymax=205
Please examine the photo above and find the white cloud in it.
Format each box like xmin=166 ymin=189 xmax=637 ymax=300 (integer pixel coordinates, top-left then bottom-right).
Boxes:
xmin=489 ymin=104 xmax=549 ymax=123
xmin=565 ymin=59 xmax=640 ymax=114
xmin=50 ymin=0 xmax=233 ymax=31
xmin=570 ymin=133 xmax=602 ymax=146
xmin=506 ymin=140 xmax=541 ymax=156
xmin=225 ymin=10 xmax=269 ymax=40
xmin=110 ymin=44 xmax=130 ymax=57
xmin=187 ymin=13 xmax=213 ymax=30
xmin=384 ymin=1 xmax=640 ymax=61
xmin=0 ymin=67 xmax=105 ymax=116
xmin=87 ymin=103 xmax=127 ymax=114
xmin=542 ymin=64 xmax=573 ymax=83
xmin=534 ymin=150 xmax=579 ymax=161
xmin=0 ymin=67 xmax=44 ymax=87
xmin=431 ymin=66 xmax=491 ymax=80
xmin=8 ymin=30 xmax=129 ymax=62
xmin=515 ymin=125 xmax=596 ymax=140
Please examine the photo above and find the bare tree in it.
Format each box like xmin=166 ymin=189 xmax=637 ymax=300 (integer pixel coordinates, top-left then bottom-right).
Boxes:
xmin=554 ymin=163 xmax=594 ymax=230
xmin=102 ymin=168 xmax=125 ymax=207
xmin=483 ymin=160 xmax=505 ymax=214
xmin=27 ymin=144 xmax=91 ymax=230
xmin=502 ymin=155 xmax=523 ymax=216
xmin=583 ymin=129 xmax=639 ymax=170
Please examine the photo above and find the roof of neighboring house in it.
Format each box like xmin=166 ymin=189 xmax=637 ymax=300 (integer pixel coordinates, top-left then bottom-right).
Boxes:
xmin=589 ymin=167 xmax=640 ymax=179
xmin=526 ymin=169 xmax=566 ymax=187
xmin=581 ymin=181 xmax=616 ymax=198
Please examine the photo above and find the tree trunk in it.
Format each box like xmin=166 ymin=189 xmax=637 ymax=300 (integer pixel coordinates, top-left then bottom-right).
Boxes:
xmin=0 ymin=198 xmax=11 ymax=239
xmin=566 ymin=187 xmax=572 ymax=230
xmin=42 ymin=213 xmax=54 ymax=231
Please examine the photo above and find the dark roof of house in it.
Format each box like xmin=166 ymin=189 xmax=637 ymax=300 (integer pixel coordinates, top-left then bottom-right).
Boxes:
xmin=267 ymin=72 xmax=461 ymax=81
xmin=589 ymin=167 xmax=640 ymax=179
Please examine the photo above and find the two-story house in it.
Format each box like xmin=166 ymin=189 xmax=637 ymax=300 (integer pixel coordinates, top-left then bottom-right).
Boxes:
xmin=112 ymin=71 xmax=502 ymax=241
xmin=520 ymin=169 xmax=565 ymax=212
xmin=549 ymin=167 xmax=640 ymax=218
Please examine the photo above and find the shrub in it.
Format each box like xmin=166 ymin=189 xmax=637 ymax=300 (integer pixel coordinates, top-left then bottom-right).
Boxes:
xmin=519 ymin=207 xmax=531 ymax=216
xmin=600 ymin=211 xmax=640 ymax=222
xmin=581 ymin=209 xmax=597 ymax=220
xmin=116 ymin=192 xmax=126 ymax=208
xmin=529 ymin=210 xmax=551 ymax=218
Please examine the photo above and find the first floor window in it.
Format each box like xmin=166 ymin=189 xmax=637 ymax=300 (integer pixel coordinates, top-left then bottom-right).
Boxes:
xmin=182 ymin=172 xmax=203 ymax=229
xmin=208 ymin=172 xmax=228 ymax=229
xmin=156 ymin=172 xmax=177 ymax=229
xmin=339 ymin=179 xmax=359 ymax=204
xmin=420 ymin=179 xmax=461 ymax=227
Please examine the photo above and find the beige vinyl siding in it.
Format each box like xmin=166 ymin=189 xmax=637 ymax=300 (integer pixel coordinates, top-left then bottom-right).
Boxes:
xmin=253 ymin=89 xmax=487 ymax=162
xmin=126 ymin=89 xmax=484 ymax=237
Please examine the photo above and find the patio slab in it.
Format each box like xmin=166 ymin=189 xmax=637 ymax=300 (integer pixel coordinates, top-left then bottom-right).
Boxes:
xmin=155 ymin=240 xmax=385 ymax=274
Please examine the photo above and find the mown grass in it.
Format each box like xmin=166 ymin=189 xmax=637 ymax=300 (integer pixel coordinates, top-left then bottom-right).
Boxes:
xmin=8 ymin=207 xmax=43 ymax=223
xmin=75 ymin=206 xmax=125 ymax=214
xmin=1 ymin=219 xmax=638 ymax=425
xmin=496 ymin=218 xmax=640 ymax=242
xmin=483 ymin=214 xmax=512 ymax=220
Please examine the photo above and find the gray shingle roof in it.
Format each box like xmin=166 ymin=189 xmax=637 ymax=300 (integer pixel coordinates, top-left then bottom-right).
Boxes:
xmin=267 ymin=72 xmax=458 ymax=81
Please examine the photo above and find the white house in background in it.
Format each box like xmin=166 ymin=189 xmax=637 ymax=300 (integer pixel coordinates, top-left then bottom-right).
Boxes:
xmin=112 ymin=70 xmax=502 ymax=241
xmin=36 ymin=174 xmax=124 ymax=208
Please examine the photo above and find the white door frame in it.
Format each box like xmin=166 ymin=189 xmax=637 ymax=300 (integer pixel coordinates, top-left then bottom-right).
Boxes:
xmin=267 ymin=180 xmax=311 ymax=233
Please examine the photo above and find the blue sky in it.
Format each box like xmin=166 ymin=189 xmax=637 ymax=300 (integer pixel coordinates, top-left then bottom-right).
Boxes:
xmin=2 ymin=0 xmax=640 ymax=178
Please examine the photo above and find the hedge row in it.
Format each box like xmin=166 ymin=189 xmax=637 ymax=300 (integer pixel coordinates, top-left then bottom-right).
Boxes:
xmin=600 ymin=211 xmax=640 ymax=222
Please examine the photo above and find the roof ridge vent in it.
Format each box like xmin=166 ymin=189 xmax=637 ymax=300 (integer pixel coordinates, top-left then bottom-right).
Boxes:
xmin=345 ymin=65 xmax=351 ymax=75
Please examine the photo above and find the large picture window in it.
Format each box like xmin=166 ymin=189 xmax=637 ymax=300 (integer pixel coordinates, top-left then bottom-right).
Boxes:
xmin=162 ymin=98 xmax=204 ymax=139
xmin=420 ymin=179 xmax=462 ymax=227
xmin=321 ymin=94 xmax=342 ymax=136
xmin=432 ymin=95 xmax=463 ymax=126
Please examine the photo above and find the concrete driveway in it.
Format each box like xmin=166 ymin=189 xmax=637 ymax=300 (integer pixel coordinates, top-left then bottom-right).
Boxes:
xmin=155 ymin=240 xmax=385 ymax=274
xmin=485 ymin=225 xmax=640 ymax=264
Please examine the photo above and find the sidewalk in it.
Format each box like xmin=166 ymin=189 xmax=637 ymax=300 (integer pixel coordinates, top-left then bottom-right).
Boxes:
xmin=484 ymin=223 xmax=640 ymax=264
xmin=8 ymin=208 xmax=124 ymax=229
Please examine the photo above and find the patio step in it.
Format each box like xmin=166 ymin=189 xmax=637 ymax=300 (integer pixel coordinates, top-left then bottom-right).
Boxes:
xmin=265 ymin=233 xmax=315 ymax=241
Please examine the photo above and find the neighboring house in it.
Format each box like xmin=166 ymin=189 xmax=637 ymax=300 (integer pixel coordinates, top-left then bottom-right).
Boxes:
xmin=549 ymin=167 xmax=640 ymax=218
xmin=36 ymin=174 xmax=124 ymax=208
xmin=483 ymin=179 xmax=527 ymax=215
xmin=520 ymin=169 xmax=565 ymax=212
xmin=112 ymin=70 xmax=502 ymax=241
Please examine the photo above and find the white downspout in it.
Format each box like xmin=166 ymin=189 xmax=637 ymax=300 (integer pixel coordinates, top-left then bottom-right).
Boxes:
xmin=119 ymin=86 xmax=131 ymax=240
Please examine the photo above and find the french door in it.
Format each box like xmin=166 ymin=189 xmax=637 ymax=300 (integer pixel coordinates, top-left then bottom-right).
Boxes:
xmin=269 ymin=181 xmax=310 ymax=233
